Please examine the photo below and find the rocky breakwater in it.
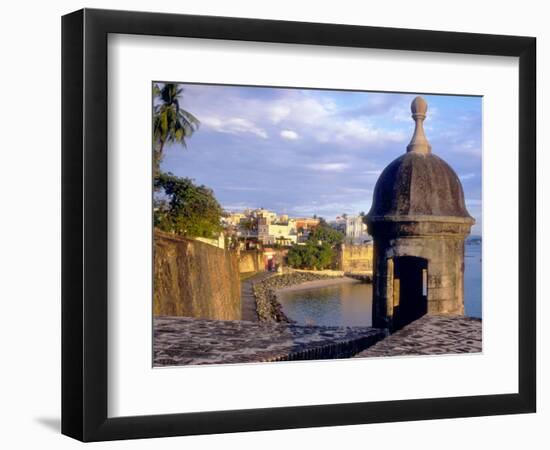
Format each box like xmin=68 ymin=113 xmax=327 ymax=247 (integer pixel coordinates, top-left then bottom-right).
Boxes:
xmin=253 ymin=272 xmax=342 ymax=322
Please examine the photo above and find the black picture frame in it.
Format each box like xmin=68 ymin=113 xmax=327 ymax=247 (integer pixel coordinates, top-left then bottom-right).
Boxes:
xmin=61 ymin=8 xmax=536 ymax=442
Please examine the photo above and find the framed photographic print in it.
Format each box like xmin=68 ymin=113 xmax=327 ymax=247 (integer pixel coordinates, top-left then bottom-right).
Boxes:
xmin=61 ymin=8 xmax=536 ymax=442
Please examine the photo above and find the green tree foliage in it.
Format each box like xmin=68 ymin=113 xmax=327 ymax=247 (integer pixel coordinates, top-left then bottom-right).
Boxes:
xmin=287 ymin=242 xmax=335 ymax=270
xmin=153 ymin=83 xmax=200 ymax=176
xmin=287 ymin=218 xmax=345 ymax=270
xmin=287 ymin=243 xmax=314 ymax=269
xmin=316 ymin=243 xmax=334 ymax=268
xmin=154 ymin=173 xmax=222 ymax=238
xmin=307 ymin=218 xmax=344 ymax=246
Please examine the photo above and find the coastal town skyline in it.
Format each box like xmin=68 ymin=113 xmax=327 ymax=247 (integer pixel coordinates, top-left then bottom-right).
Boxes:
xmin=159 ymin=83 xmax=482 ymax=233
xmin=219 ymin=206 xmax=482 ymax=235
xmin=223 ymin=207 xmax=365 ymax=222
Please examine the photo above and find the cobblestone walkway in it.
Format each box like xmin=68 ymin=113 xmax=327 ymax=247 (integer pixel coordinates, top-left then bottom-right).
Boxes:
xmin=154 ymin=316 xmax=384 ymax=366
xmin=355 ymin=315 xmax=482 ymax=358
xmin=240 ymin=271 xmax=273 ymax=322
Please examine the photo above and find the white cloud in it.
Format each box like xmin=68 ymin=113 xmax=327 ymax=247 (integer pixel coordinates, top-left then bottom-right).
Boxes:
xmin=269 ymin=96 xmax=331 ymax=126
xmin=280 ymin=130 xmax=299 ymax=140
xmin=329 ymin=117 xmax=406 ymax=145
xmin=391 ymin=106 xmax=412 ymax=122
xmin=269 ymin=105 xmax=291 ymax=124
xmin=289 ymin=200 xmax=372 ymax=217
xmin=201 ymin=116 xmax=268 ymax=139
xmin=452 ymin=140 xmax=481 ymax=156
xmin=187 ymin=88 xmax=410 ymax=148
xmin=460 ymin=173 xmax=476 ymax=180
xmin=307 ymin=162 xmax=350 ymax=172
xmin=221 ymin=203 xmax=255 ymax=212
xmin=221 ymin=185 xmax=263 ymax=191
xmin=341 ymin=187 xmax=373 ymax=194
xmin=264 ymin=93 xmax=406 ymax=147
xmin=362 ymin=169 xmax=382 ymax=176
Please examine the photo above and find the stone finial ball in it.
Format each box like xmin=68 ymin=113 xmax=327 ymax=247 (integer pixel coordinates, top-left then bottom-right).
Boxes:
xmin=411 ymin=96 xmax=428 ymax=116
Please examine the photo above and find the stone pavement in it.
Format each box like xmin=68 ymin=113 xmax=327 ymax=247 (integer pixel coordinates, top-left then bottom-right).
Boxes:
xmin=355 ymin=315 xmax=482 ymax=358
xmin=240 ymin=271 xmax=273 ymax=322
xmin=154 ymin=316 xmax=385 ymax=366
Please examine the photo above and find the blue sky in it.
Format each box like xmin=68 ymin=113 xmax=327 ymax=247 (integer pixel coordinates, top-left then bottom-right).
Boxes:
xmin=160 ymin=83 xmax=482 ymax=234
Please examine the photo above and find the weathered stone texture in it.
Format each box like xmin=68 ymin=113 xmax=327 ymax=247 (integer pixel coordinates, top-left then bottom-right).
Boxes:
xmin=355 ymin=315 xmax=481 ymax=357
xmin=154 ymin=316 xmax=385 ymax=366
xmin=238 ymin=250 xmax=263 ymax=273
xmin=371 ymin=235 xmax=467 ymax=324
xmin=366 ymin=97 xmax=474 ymax=330
xmin=335 ymin=244 xmax=373 ymax=273
xmin=153 ymin=230 xmax=241 ymax=320
xmin=368 ymin=152 xmax=471 ymax=219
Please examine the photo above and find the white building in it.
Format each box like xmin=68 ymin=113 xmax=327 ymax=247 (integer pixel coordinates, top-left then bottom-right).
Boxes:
xmin=194 ymin=234 xmax=226 ymax=249
xmin=222 ymin=212 xmax=245 ymax=227
xmin=252 ymin=208 xmax=277 ymax=223
xmin=345 ymin=215 xmax=372 ymax=245
xmin=257 ymin=217 xmax=298 ymax=245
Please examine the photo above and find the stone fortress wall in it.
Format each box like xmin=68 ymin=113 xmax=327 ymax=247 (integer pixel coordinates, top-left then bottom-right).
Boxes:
xmin=334 ymin=244 xmax=373 ymax=273
xmin=238 ymin=250 xmax=264 ymax=273
xmin=239 ymin=245 xmax=374 ymax=274
xmin=153 ymin=230 xmax=241 ymax=320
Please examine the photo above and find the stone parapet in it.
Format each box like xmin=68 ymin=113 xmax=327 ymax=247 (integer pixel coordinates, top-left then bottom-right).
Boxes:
xmin=154 ymin=316 xmax=385 ymax=366
xmin=355 ymin=315 xmax=481 ymax=357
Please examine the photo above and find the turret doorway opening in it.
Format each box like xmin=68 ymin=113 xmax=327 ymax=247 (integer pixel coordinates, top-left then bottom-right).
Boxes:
xmin=391 ymin=256 xmax=428 ymax=330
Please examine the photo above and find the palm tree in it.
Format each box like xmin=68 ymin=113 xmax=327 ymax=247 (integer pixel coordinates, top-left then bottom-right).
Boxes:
xmin=153 ymin=83 xmax=200 ymax=176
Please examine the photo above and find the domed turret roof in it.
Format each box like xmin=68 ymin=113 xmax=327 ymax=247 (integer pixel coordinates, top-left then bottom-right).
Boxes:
xmin=367 ymin=97 xmax=474 ymax=221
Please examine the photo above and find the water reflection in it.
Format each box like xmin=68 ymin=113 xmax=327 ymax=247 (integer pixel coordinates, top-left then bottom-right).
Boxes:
xmin=464 ymin=244 xmax=482 ymax=318
xmin=278 ymin=282 xmax=372 ymax=327
xmin=278 ymin=245 xmax=482 ymax=326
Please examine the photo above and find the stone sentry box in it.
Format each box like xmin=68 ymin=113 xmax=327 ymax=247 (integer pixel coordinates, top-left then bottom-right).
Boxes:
xmin=366 ymin=97 xmax=474 ymax=331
